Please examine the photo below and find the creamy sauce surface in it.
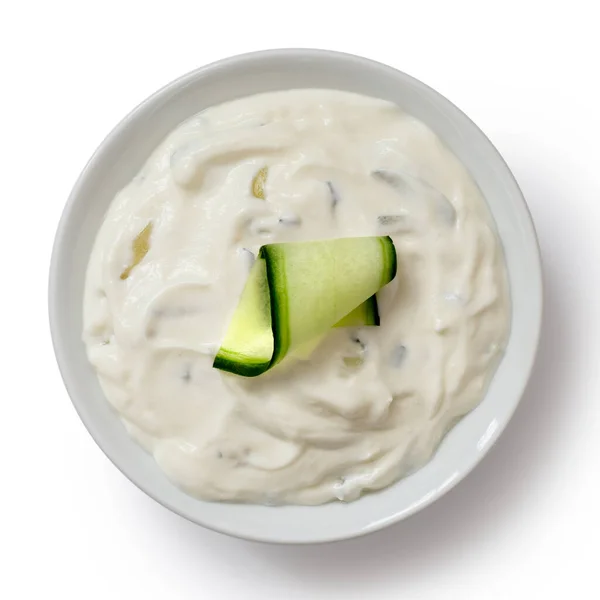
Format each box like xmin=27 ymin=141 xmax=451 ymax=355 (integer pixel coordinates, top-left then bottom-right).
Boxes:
xmin=83 ymin=90 xmax=510 ymax=504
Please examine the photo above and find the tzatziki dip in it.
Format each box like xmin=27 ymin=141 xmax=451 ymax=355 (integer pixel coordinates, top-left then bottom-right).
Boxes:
xmin=83 ymin=90 xmax=510 ymax=505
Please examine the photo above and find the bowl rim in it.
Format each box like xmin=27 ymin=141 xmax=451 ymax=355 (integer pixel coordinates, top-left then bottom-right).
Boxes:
xmin=49 ymin=48 xmax=543 ymax=544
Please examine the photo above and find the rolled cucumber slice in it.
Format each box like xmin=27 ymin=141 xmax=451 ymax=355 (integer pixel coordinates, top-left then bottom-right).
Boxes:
xmin=213 ymin=236 xmax=396 ymax=376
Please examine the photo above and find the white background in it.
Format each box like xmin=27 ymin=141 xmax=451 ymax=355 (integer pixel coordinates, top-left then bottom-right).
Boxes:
xmin=2 ymin=1 xmax=599 ymax=598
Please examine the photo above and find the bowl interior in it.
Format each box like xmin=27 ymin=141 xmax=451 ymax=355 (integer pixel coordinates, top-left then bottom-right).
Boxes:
xmin=50 ymin=50 xmax=542 ymax=544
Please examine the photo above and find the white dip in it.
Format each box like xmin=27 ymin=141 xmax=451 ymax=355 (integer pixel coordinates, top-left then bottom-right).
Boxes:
xmin=83 ymin=90 xmax=510 ymax=505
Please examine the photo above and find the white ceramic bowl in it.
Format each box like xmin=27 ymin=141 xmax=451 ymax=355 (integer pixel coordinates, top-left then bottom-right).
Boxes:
xmin=49 ymin=49 xmax=542 ymax=544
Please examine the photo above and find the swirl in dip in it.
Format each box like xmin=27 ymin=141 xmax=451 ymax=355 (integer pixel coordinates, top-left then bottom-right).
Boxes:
xmin=83 ymin=90 xmax=510 ymax=505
